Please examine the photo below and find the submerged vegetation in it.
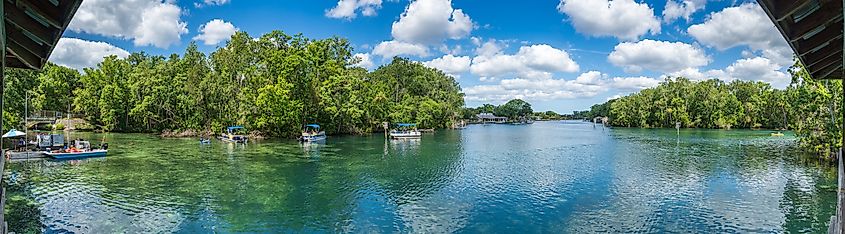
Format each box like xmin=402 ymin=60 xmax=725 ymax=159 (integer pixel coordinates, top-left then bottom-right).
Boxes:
xmin=584 ymin=60 xmax=842 ymax=156
xmin=2 ymin=31 xmax=464 ymax=137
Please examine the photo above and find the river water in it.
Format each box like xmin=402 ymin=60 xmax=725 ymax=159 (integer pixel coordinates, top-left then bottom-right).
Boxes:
xmin=5 ymin=121 xmax=837 ymax=233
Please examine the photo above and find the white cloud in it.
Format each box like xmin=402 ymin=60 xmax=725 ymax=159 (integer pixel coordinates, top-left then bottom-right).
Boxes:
xmin=69 ymin=0 xmax=188 ymax=49
xmin=423 ymin=54 xmax=471 ymax=78
xmin=611 ymin=76 xmax=662 ymax=90
xmin=688 ymin=3 xmax=792 ymax=66
xmin=470 ymin=44 xmax=579 ymax=80
xmin=474 ymin=39 xmax=504 ymax=57
xmin=372 ymin=41 xmax=430 ymax=58
xmin=724 ymin=57 xmax=790 ymax=85
xmin=352 ymin=53 xmax=375 ymax=69
xmin=463 ymin=70 xmax=659 ymax=102
xmin=663 ymin=0 xmax=706 ymax=23
xmin=667 ymin=57 xmax=790 ymax=88
xmin=326 ymin=0 xmax=383 ymax=19
xmin=49 ymin=38 xmax=130 ymax=70
xmin=667 ymin=67 xmax=720 ymax=81
xmin=193 ymin=19 xmax=239 ymax=45
xmin=574 ymin=71 xmax=606 ymax=85
xmin=464 ymin=77 xmax=607 ymax=102
xmin=391 ymin=0 xmax=473 ymax=45
xmin=557 ymin=0 xmax=660 ymax=40
xmin=608 ymin=39 xmax=709 ymax=73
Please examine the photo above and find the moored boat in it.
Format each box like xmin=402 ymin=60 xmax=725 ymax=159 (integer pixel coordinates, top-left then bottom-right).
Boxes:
xmin=389 ymin=123 xmax=422 ymax=139
xmin=46 ymin=140 xmax=108 ymax=159
xmin=300 ymin=124 xmax=326 ymax=142
xmin=220 ymin=126 xmax=248 ymax=143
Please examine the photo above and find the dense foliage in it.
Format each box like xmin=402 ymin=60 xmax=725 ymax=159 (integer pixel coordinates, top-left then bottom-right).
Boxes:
xmin=584 ymin=60 xmax=842 ymax=156
xmin=462 ymin=99 xmax=534 ymax=120
xmin=2 ymin=31 xmax=464 ymax=137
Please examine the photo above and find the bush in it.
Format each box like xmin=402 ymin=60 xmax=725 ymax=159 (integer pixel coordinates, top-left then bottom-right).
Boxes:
xmin=54 ymin=123 xmax=65 ymax=130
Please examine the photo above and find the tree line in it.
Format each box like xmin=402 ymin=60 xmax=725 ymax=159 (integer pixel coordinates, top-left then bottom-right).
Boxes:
xmin=2 ymin=31 xmax=464 ymax=137
xmin=583 ymin=60 xmax=842 ymax=156
xmin=461 ymin=99 xmax=534 ymax=120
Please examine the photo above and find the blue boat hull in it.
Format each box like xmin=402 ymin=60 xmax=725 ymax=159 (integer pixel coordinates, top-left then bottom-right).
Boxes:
xmin=47 ymin=150 xmax=108 ymax=159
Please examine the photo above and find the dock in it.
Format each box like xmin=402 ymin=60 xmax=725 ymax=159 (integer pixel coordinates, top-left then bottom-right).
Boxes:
xmin=1 ymin=151 xmax=7 ymax=234
xmin=7 ymin=151 xmax=48 ymax=161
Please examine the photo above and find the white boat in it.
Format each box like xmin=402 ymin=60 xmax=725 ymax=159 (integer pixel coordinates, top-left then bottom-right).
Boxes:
xmin=389 ymin=123 xmax=422 ymax=139
xmin=46 ymin=140 xmax=108 ymax=159
xmin=300 ymin=124 xmax=327 ymax=142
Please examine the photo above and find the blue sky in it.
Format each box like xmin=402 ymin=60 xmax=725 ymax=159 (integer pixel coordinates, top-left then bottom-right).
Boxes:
xmin=52 ymin=0 xmax=793 ymax=113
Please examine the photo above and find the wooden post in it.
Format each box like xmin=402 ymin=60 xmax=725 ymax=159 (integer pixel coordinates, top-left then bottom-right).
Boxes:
xmin=837 ymin=2 xmax=845 ymax=233
xmin=839 ymin=2 xmax=845 ymax=233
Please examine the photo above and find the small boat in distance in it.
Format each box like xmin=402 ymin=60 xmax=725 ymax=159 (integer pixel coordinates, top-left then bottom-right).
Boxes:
xmin=200 ymin=137 xmax=212 ymax=144
xmin=771 ymin=131 xmax=785 ymax=137
xmin=300 ymin=124 xmax=327 ymax=142
xmin=220 ymin=126 xmax=248 ymax=143
xmin=389 ymin=123 xmax=422 ymax=139
xmin=46 ymin=139 xmax=108 ymax=159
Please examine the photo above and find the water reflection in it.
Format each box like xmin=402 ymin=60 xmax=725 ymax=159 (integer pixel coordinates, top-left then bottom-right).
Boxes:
xmin=4 ymin=122 xmax=837 ymax=233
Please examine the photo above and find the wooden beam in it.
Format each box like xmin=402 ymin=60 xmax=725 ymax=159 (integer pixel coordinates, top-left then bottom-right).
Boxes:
xmin=6 ymin=26 xmax=45 ymax=60
xmin=815 ymin=66 xmax=843 ymax=80
xmin=3 ymin=55 xmax=26 ymax=69
xmin=761 ymin=0 xmax=814 ymax=21
xmin=13 ymin=0 xmax=62 ymax=29
xmin=6 ymin=39 xmax=40 ymax=69
xmin=792 ymin=21 xmax=843 ymax=53
xmin=813 ymin=62 xmax=843 ymax=79
xmin=803 ymin=44 xmax=842 ymax=68
xmin=41 ymin=0 xmax=82 ymax=69
xmin=3 ymin=1 xmax=57 ymax=46
xmin=782 ymin=1 xmax=843 ymax=40
xmin=808 ymin=51 xmax=842 ymax=73
xmin=803 ymin=40 xmax=843 ymax=66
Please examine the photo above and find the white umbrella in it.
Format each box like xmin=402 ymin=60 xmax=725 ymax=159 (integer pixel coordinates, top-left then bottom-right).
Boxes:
xmin=2 ymin=129 xmax=25 ymax=138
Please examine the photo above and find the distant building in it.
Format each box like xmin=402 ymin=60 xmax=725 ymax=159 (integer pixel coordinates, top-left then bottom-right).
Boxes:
xmin=477 ymin=113 xmax=508 ymax=123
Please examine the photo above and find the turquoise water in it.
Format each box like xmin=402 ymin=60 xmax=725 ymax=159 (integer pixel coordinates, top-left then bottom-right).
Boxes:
xmin=5 ymin=121 xmax=837 ymax=233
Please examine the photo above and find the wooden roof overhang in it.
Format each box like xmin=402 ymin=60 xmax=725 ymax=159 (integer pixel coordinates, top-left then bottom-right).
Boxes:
xmin=757 ymin=0 xmax=844 ymax=79
xmin=3 ymin=0 xmax=83 ymax=70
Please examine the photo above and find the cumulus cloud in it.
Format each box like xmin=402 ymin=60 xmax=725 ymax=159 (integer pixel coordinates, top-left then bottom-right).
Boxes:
xmin=464 ymin=77 xmax=607 ymax=102
xmin=608 ymin=39 xmax=709 ymax=73
xmin=663 ymin=0 xmax=706 ymax=23
xmin=611 ymin=76 xmax=662 ymax=90
xmin=70 ymin=0 xmax=188 ymax=49
xmin=463 ymin=71 xmax=659 ymax=102
xmin=391 ymin=0 xmax=473 ymax=45
xmin=557 ymin=0 xmax=660 ymax=40
xmin=372 ymin=40 xmax=430 ymax=58
xmin=667 ymin=57 xmax=790 ymax=88
xmin=688 ymin=3 xmax=792 ymax=66
xmin=423 ymin=54 xmax=471 ymax=78
xmin=352 ymin=53 xmax=375 ymax=69
xmin=49 ymin=38 xmax=131 ymax=70
xmin=470 ymin=44 xmax=580 ymax=80
xmin=724 ymin=57 xmax=790 ymax=85
xmin=326 ymin=0 xmax=383 ymax=19
xmin=474 ymin=39 xmax=504 ymax=57
xmin=193 ymin=19 xmax=239 ymax=45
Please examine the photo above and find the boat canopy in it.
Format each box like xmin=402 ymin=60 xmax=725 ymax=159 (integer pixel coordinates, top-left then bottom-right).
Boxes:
xmin=305 ymin=124 xmax=320 ymax=129
xmin=396 ymin=123 xmax=417 ymax=127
